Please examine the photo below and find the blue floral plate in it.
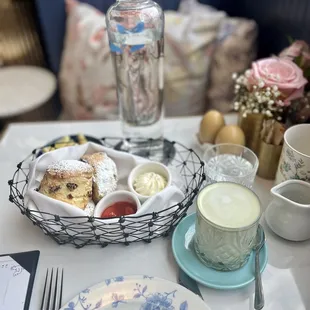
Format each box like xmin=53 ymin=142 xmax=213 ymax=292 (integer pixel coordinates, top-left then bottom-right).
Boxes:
xmin=61 ymin=275 xmax=211 ymax=310
xmin=172 ymin=213 xmax=268 ymax=290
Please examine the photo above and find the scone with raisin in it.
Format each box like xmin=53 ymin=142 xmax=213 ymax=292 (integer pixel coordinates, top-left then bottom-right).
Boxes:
xmin=81 ymin=152 xmax=117 ymax=203
xmin=39 ymin=160 xmax=93 ymax=209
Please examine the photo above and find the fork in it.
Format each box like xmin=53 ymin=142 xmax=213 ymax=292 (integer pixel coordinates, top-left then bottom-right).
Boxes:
xmin=41 ymin=268 xmax=64 ymax=310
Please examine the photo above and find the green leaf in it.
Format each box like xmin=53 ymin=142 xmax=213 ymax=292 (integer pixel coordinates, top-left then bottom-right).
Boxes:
xmin=294 ymin=55 xmax=303 ymax=67
xmin=303 ymin=67 xmax=310 ymax=78
xmin=287 ymin=35 xmax=294 ymax=45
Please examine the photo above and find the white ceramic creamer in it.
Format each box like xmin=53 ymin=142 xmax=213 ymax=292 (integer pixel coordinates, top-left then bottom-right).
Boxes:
xmin=266 ymin=180 xmax=310 ymax=241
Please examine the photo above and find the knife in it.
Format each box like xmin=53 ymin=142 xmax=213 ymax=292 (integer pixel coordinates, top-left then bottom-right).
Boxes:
xmin=178 ymin=269 xmax=204 ymax=300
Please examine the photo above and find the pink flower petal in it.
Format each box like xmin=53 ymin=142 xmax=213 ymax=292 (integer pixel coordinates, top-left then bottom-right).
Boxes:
xmin=283 ymin=86 xmax=306 ymax=104
xmin=248 ymin=57 xmax=307 ymax=97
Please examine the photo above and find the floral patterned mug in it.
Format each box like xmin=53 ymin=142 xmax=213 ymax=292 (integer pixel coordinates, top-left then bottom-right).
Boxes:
xmin=276 ymin=124 xmax=310 ymax=184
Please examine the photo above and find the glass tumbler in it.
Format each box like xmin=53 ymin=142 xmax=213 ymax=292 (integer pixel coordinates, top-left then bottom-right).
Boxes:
xmin=194 ymin=182 xmax=261 ymax=271
xmin=203 ymin=143 xmax=259 ymax=188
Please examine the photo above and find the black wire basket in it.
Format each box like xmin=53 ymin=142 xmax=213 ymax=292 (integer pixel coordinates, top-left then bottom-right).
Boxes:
xmin=8 ymin=137 xmax=205 ymax=248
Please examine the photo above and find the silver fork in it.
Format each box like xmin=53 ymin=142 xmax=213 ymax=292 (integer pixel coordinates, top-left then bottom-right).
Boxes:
xmin=41 ymin=268 xmax=64 ymax=310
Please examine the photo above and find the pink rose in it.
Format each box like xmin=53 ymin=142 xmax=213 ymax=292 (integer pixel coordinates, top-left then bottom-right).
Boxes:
xmin=248 ymin=57 xmax=307 ymax=104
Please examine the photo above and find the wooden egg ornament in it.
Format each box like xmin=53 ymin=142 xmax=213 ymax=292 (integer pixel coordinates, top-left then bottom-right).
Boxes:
xmin=198 ymin=110 xmax=225 ymax=144
xmin=215 ymin=125 xmax=245 ymax=145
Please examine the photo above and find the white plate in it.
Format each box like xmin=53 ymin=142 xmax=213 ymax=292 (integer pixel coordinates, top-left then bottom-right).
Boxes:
xmin=0 ymin=66 xmax=56 ymax=117
xmin=61 ymin=275 xmax=211 ymax=310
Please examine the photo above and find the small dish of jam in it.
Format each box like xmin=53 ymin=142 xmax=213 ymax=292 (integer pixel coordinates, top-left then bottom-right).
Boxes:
xmin=94 ymin=190 xmax=141 ymax=220
xmin=101 ymin=201 xmax=137 ymax=218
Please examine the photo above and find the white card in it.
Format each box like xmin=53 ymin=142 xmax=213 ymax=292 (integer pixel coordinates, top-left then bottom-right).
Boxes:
xmin=0 ymin=256 xmax=30 ymax=310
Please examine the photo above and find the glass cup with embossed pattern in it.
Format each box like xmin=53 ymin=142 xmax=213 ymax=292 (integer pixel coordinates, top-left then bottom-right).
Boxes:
xmin=203 ymin=143 xmax=259 ymax=188
xmin=194 ymin=182 xmax=261 ymax=271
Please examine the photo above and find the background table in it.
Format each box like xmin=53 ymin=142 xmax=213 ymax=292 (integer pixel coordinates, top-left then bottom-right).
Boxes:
xmin=0 ymin=115 xmax=309 ymax=310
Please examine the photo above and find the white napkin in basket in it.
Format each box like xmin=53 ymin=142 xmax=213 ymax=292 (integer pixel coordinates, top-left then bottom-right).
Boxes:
xmin=25 ymin=142 xmax=185 ymax=240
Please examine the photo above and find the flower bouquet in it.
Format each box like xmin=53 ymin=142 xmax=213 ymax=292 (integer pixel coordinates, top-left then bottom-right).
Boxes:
xmin=232 ymin=42 xmax=310 ymax=178
xmin=233 ymin=48 xmax=308 ymax=155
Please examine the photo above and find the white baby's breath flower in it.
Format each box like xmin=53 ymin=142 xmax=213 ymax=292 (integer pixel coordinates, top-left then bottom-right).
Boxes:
xmin=258 ymin=80 xmax=265 ymax=88
xmin=253 ymin=108 xmax=259 ymax=113
xmin=266 ymin=110 xmax=273 ymax=117
xmin=233 ymin=102 xmax=240 ymax=110
xmin=268 ymin=100 xmax=274 ymax=106
xmin=245 ymin=70 xmax=251 ymax=77
xmin=232 ymin=73 xmax=238 ymax=80
xmin=266 ymin=87 xmax=271 ymax=91
xmin=242 ymin=112 xmax=247 ymax=118
xmin=253 ymin=85 xmax=258 ymax=90
xmin=265 ymin=91 xmax=271 ymax=97
xmin=235 ymin=84 xmax=240 ymax=90
xmin=237 ymin=75 xmax=246 ymax=84
xmin=273 ymin=85 xmax=278 ymax=91
xmin=278 ymin=100 xmax=284 ymax=106
xmin=277 ymin=116 xmax=282 ymax=121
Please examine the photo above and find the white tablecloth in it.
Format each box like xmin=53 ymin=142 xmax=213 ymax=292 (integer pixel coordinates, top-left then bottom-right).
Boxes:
xmin=0 ymin=114 xmax=309 ymax=310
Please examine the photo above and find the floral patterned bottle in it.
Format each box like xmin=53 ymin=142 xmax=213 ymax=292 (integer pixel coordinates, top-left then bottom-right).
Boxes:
xmin=106 ymin=0 xmax=164 ymax=153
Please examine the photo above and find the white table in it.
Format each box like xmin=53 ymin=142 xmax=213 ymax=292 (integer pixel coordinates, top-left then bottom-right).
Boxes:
xmin=0 ymin=115 xmax=309 ymax=310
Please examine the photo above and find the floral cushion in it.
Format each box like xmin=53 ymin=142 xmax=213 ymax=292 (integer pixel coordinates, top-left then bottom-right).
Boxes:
xmin=60 ymin=0 xmax=117 ymax=120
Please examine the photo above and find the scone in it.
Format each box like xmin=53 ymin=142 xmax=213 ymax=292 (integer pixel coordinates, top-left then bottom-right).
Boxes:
xmin=81 ymin=152 xmax=118 ymax=203
xmin=39 ymin=160 xmax=94 ymax=209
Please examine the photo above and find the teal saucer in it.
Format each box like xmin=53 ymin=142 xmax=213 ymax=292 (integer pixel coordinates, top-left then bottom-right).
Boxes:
xmin=172 ymin=213 xmax=268 ymax=290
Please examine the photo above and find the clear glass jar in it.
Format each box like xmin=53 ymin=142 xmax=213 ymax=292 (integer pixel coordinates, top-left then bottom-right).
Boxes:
xmin=106 ymin=0 xmax=165 ymax=153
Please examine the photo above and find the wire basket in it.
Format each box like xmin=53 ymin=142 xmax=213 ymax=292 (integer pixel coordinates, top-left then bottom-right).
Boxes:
xmin=8 ymin=137 xmax=205 ymax=248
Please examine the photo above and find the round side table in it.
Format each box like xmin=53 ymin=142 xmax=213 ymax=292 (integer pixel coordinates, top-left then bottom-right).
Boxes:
xmin=0 ymin=66 xmax=56 ymax=119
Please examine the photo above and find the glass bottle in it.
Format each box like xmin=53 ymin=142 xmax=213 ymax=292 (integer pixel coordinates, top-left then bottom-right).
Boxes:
xmin=106 ymin=0 xmax=165 ymax=155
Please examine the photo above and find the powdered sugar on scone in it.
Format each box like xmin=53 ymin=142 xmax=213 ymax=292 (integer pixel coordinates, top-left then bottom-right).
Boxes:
xmin=48 ymin=160 xmax=93 ymax=177
xmin=81 ymin=152 xmax=118 ymax=203
xmin=95 ymin=153 xmax=117 ymax=197
xmin=40 ymin=159 xmax=93 ymax=210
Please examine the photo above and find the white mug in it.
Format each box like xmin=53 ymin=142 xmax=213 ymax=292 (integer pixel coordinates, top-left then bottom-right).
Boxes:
xmin=275 ymin=124 xmax=310 ymax=184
